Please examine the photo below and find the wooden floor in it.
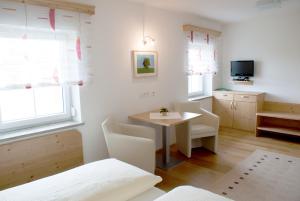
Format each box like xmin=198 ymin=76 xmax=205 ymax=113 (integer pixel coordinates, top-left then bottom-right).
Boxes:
xmin=155 ymin=127 xmax=300 ymax=192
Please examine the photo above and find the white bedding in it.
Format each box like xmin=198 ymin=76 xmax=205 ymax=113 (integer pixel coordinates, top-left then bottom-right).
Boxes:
xmin=0 ymin=158 xmax=234 ymax=201
xmin=129 ymin=187 xmax=165 ymax=201
xmin=0 ymin=159 xmax=162 ymax=201
xmin=154 ymin=186 xmax=233 ymax=201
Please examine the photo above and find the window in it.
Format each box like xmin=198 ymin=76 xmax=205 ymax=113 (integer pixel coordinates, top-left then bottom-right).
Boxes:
xmin=0 ymin=86 xmax=72 ymax=133
xmin=0 ymin=36 xmax=63 ymax=88
xmin=188 ymin=75 xmax=204 ymax=97
xmin=0 ymin=29 xmax=76 ymax=133
xmin=185 ymin=30 xmax=219 ymax=98
xmin=0 ymin=2 xmax=92 ymax=134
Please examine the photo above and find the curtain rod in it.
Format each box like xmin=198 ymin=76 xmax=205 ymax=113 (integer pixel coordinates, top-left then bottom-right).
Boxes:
xmin=183 ymin=24 xmax=221 ymax=37
xmin=9 ymin=0 xmax=95 ymax=15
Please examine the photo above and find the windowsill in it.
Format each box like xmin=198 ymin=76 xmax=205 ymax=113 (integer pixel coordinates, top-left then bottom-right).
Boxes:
xmin=0 ymin=121 xmax=84 ymax=144
xmin=188 ymin=95 xmax=212 ymax=101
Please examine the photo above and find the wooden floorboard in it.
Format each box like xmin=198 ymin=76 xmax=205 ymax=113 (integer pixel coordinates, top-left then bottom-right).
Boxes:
xmin=155 ymin=127 xmax=300 ymax=192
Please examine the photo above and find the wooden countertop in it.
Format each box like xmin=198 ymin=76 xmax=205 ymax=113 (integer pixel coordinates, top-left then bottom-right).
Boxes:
xmin=213 ymin=90 xmax=265 ymax=96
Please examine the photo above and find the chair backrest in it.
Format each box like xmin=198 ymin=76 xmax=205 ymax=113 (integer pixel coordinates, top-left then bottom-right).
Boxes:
xmin=102 ymin=117 xmax=119 ymax=143
xmin=102 ymin=117 xmax=121 ymax=157
xmin=174 ymin=101 xmax=202 ymax=113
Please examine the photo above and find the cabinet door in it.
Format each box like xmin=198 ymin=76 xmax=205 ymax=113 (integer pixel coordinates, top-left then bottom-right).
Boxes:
xmin=233 ymin=101 xmax=256 ymax=131
xmin=213 ymin=99 xmax=233 ymax=127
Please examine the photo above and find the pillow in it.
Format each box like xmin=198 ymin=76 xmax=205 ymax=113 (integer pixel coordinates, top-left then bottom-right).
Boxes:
xmin=0 ymin=159 xmax=162 ymax=201
xmin=154 ymin=186 xmax=233 ymax=201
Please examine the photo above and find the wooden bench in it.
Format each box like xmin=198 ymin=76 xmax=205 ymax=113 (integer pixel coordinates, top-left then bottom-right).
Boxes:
xmin=256 ymin=102 xmax=300 ymax=137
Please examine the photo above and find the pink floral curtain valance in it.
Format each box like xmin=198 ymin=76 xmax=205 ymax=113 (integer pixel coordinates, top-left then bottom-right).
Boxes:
xmin=185 ymin=30 xmax=219 ymax=75
xmin=0 ymin=1 xmax=93 ymax=89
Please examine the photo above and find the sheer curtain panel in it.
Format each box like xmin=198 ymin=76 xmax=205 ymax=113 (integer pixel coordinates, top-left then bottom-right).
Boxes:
xmin=0 ymin=1 xmax=93 ymax=89
xmin=185 ymin=30 xmax=219 ymax=75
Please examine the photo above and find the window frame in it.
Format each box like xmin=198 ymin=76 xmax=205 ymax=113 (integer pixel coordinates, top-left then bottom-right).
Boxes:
xmin=0 ymin=85 xmax=73 ymax=133
xmin=188 ymin=74 xmax=204 ymax=98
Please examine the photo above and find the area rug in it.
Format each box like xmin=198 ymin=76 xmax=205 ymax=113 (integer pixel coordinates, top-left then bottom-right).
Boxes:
xmin=211 ymin=150 xmax=300 ymax=201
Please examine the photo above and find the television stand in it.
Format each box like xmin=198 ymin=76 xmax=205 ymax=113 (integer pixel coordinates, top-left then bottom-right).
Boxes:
xmin=232 ymin=77 xmax=253 ymax=85
xmin=233 ymin=76 xmax=250 ymax=81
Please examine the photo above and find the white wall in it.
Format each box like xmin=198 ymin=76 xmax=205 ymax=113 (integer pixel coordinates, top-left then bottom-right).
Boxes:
xmin=222 ymin=8 xmax=300 ymax=103
xmin=74 ymin=0 xmax=222 ymax=163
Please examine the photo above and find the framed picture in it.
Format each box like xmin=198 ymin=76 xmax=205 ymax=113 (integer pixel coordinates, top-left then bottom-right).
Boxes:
xmin=132 ymin=51 xmax=158 ymax=77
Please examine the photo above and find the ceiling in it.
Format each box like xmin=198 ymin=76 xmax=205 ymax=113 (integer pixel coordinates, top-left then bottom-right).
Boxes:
xmin=128 ymin=0 xmax=300 ymax=23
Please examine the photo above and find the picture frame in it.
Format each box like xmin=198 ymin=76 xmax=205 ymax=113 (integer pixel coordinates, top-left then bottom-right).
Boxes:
xmin=132 ymin=51 xmax=158 ymax=77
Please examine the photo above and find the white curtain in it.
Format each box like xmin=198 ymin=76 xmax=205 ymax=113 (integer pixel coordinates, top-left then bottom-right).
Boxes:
xmin=0 ymin=1 xmax=92 ymax=89
xmin=185 ymin=30 xmax=218 ymax=75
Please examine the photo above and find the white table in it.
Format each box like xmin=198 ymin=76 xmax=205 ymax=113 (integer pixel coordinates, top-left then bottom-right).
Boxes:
xmin=129 ymin=111 xmax=201 ymax=169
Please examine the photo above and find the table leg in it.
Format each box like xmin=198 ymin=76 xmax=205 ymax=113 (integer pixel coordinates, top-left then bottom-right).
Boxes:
xmin=156 ymin=126 xmax=183 ymax=170
xmin=162 ymin=126 xmax=170 ymax=164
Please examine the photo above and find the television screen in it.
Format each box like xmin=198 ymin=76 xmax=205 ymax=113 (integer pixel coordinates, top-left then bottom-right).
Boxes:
xmin=231 ymin=60 xmax=254 ymax=77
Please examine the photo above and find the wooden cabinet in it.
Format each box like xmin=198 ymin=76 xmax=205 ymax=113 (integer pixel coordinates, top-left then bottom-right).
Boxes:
xmin=233 ymin=101 xmax=257 ymax=131
xmin=213 ymin=91 xmax=264 ymax=132
xmin=256 ymin=101 xmax=300 ymax=137
xmin=213 ymin=99 xmax=234 ymax=127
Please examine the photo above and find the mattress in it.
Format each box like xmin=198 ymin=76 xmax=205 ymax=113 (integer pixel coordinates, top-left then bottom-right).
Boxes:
xmin=129 ymin=187 xmax=165 ymax=201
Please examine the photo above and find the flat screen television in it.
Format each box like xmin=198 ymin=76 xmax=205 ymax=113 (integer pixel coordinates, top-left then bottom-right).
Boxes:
xmin=231 ymin=60 xmax=254 ymax=77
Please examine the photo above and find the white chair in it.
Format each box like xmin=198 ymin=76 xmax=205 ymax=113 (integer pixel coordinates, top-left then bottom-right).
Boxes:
xmin=101 ymin=117 xmax=156 ymax=173
xmin=174 ymin=101 xmax=219 ymax=158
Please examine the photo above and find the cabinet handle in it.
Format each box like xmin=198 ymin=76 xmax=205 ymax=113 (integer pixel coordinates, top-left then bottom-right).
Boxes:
xmin=223 ymin=94 xmax=228 ymax=97
xmin=234 ymin=102 xmax=237 ymax=110
xmin=230 ymin=101 xmax=234 ymax=110
xmin=242 ymin=96 xmax=249 ymax=98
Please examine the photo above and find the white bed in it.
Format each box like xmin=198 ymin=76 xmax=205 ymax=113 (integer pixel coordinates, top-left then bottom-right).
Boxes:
xmin=129 ymin=188 xmax=165 ymax=201
xmin=0 ymin=158 xmax=231 ymax=201
xmin=154 ymin=186 xmax=233 ymax=201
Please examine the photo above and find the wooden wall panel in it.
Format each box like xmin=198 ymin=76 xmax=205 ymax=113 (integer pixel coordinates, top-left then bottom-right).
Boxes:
xmin=0 ymin=130 xmax=83 ymax=190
